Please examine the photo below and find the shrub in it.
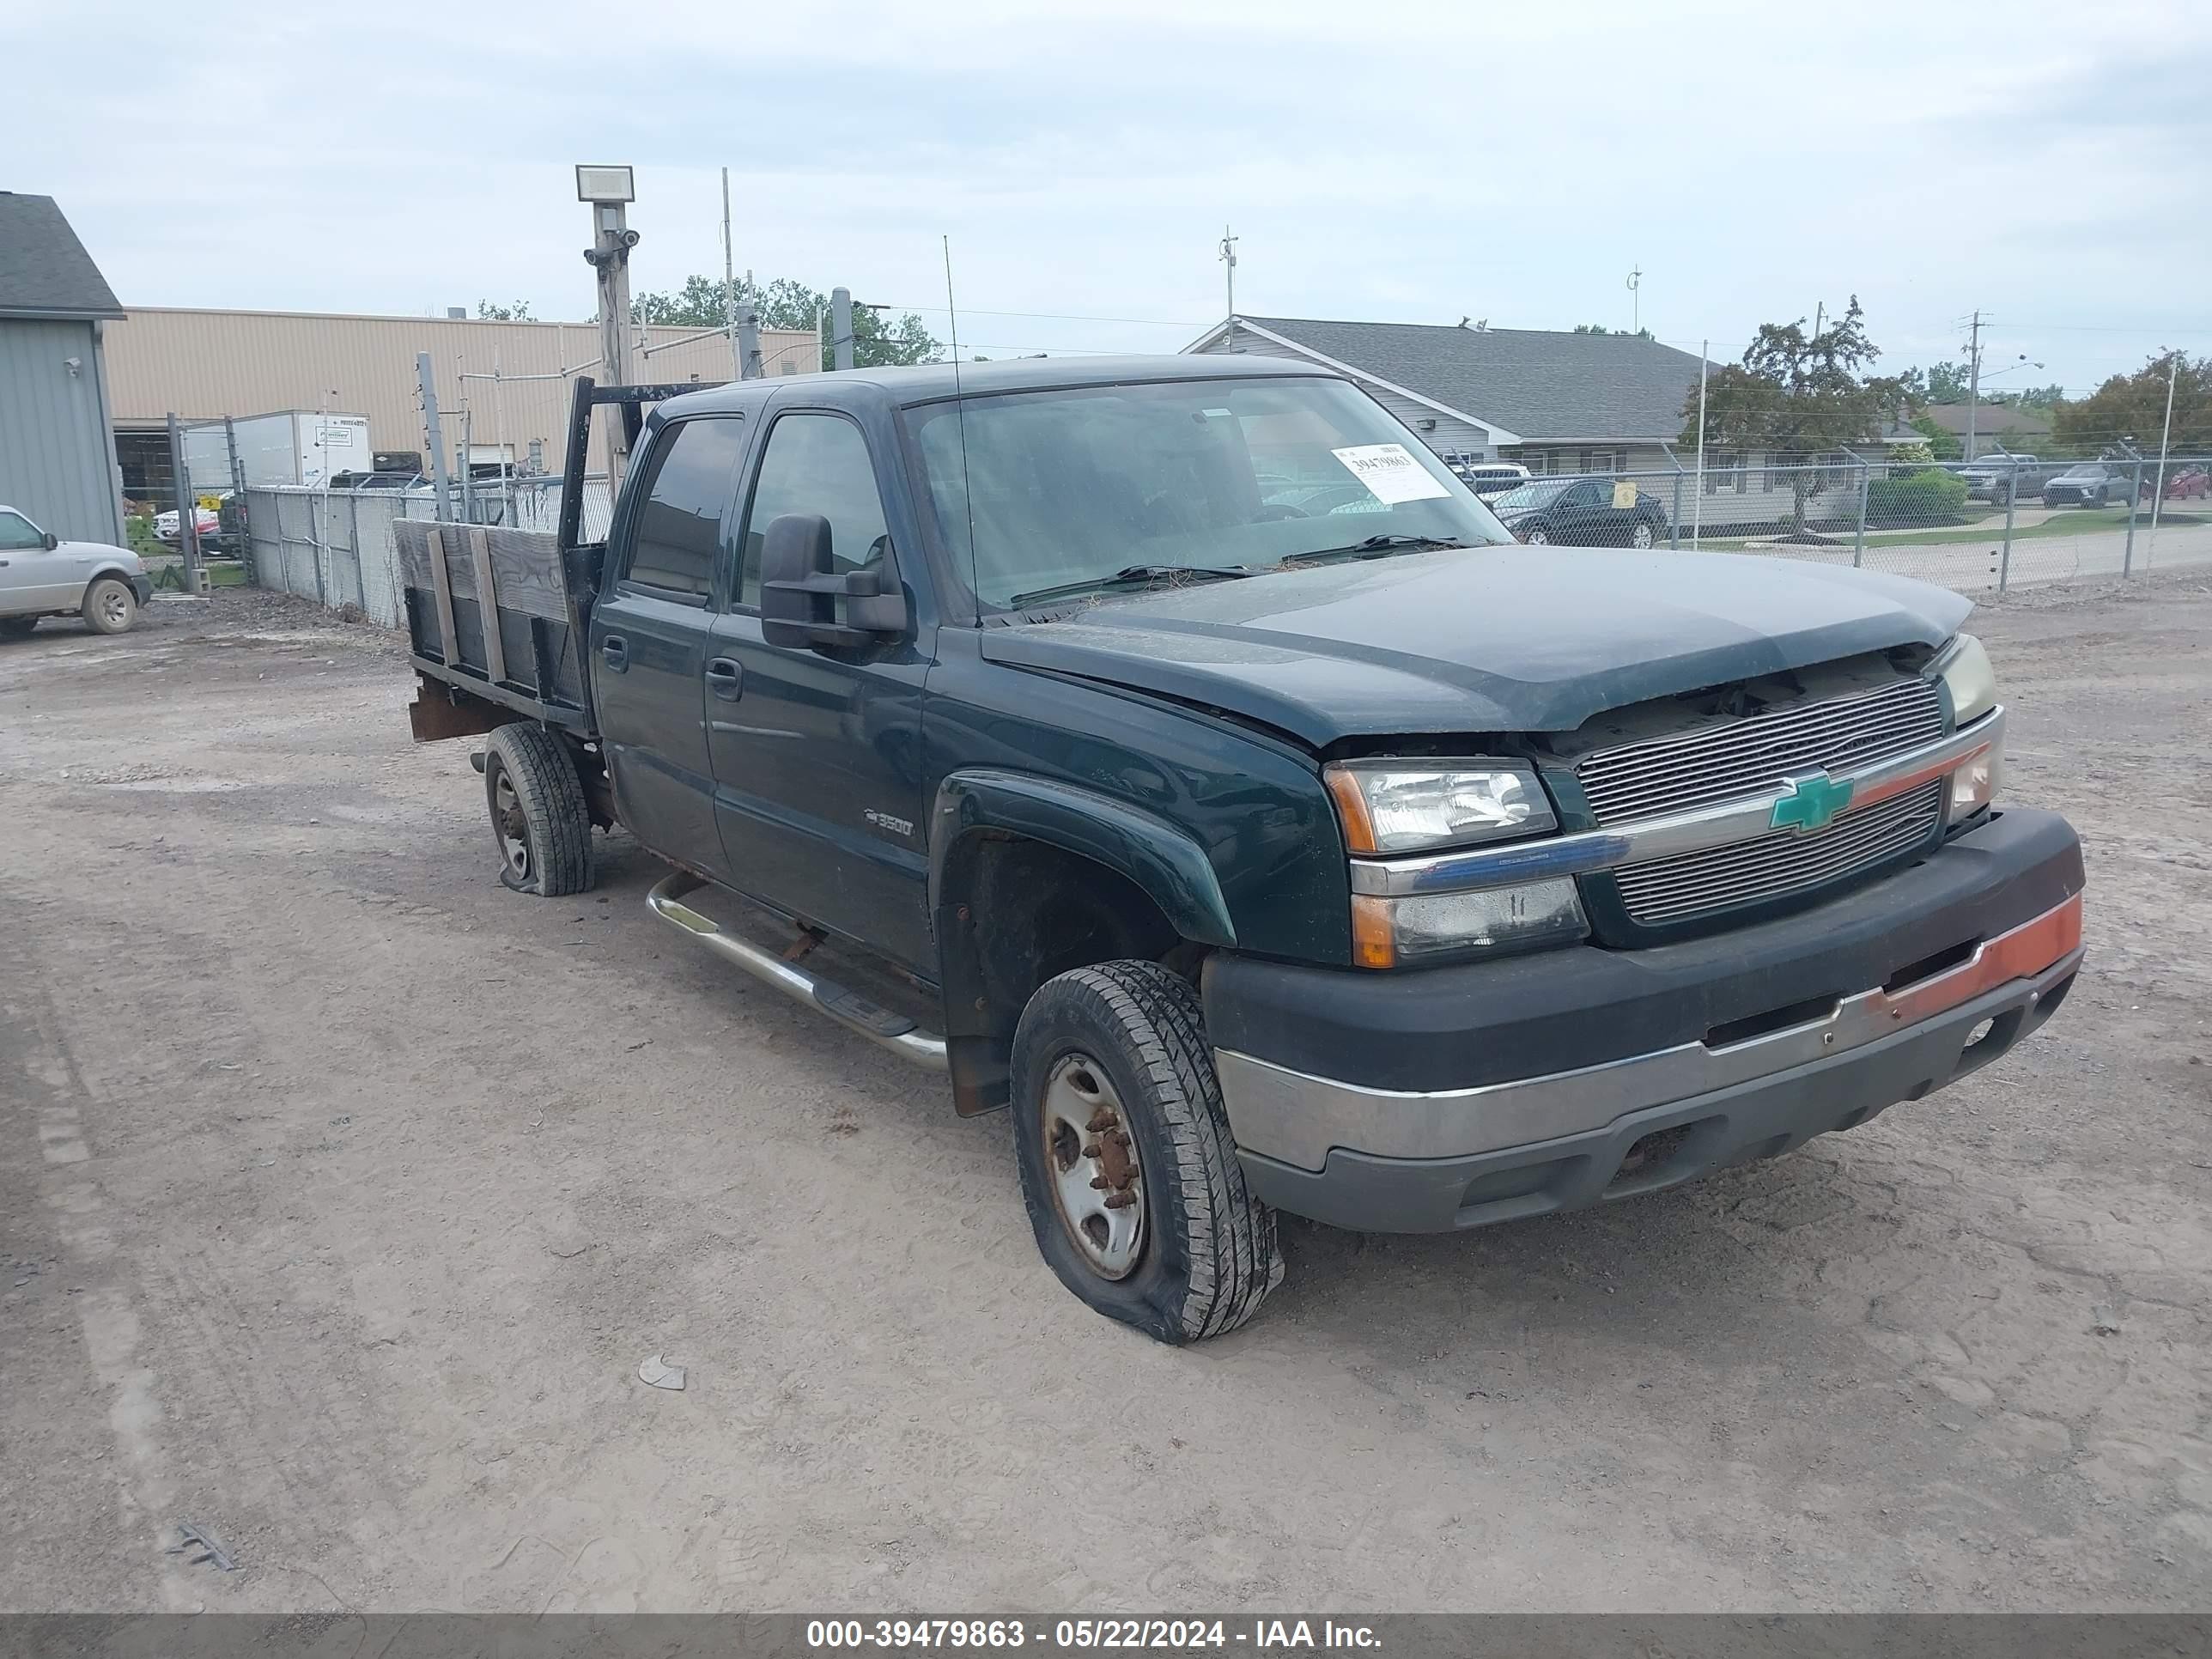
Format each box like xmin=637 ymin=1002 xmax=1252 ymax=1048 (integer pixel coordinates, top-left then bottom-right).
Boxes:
xmin=1867 ymin=467 xmax=1968 ymax=526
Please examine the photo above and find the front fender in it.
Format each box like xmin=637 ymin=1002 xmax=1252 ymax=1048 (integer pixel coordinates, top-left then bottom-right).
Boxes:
xmin=929 ymin=769 xmax=1237 ymax=948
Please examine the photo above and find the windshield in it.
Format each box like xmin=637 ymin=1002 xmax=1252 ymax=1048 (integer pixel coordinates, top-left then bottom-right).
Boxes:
xmin=1488 ymin=477 xmax=1577 ymax=513
xmin=901 ymin=376 xmax=1514 ymax=610
xmin=2056 ymin=465 xmax=2106 ymax=479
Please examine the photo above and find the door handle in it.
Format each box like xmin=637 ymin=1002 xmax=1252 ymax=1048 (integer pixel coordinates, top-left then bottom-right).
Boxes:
xmin=704 ymin=657 xmax=744 ymax=701
xmin=600 ymin=635 xmax=629 ymax=672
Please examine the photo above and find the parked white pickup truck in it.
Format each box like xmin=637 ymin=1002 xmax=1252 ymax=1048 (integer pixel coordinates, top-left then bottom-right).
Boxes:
xmin=0 ymin=505 xmax=151 ymax=637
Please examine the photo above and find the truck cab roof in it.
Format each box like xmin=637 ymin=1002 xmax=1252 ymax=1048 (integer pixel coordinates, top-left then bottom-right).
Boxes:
xmin=655 ymin=352 xmax=1333 ymax=419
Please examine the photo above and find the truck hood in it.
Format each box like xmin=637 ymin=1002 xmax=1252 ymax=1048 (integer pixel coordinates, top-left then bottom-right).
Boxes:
xmin=979 ymin=546 xmax=1972 ymax=746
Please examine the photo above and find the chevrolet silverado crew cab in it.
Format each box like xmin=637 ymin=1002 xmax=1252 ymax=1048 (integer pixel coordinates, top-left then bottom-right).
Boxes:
xmin=398 ymin=356 xmax=2084 ymax=1344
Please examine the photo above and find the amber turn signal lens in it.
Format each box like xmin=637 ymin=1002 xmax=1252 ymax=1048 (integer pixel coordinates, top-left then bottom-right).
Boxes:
xmin=1350 ymin=894 xmax=1398 ymax=969
xmin=1325 ymin=766 xmax=1379 ymax=854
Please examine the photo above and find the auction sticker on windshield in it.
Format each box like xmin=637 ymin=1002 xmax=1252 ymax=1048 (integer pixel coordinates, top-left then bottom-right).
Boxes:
xmin=1330 ymin=443 xmax=1451 ymax=505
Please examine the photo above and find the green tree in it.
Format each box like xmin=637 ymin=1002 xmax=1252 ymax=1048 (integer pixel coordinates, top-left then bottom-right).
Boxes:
xmin=477 ymin=300 xmax=533 ymax=320
xmin=1909 ymin=413 xmax=1962 ymax=460
xmin=1681 ymin=296 xmax=1907 ymax=539
xmin=632 ymin=275 xmax=940 ymax=370
xmin=2053 ymin=352 xmax=2212 ymax=461
xmin=1573 ymin=323 xmax=1654 ymax=339
xmin=1905 ymin=359 xmax=1972 ymax=404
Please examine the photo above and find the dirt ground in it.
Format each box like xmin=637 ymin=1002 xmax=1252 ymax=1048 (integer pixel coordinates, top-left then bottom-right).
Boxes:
xmin=3 ymin=578 xmax=2209 ymax=1615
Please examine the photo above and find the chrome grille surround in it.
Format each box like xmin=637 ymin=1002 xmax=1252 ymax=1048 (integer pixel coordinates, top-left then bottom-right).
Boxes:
xmin=1577 ymin=677 xmax=1949 ymax=928
xmin=1610 ymin=780 xmax=1946 ymax=926
xmin=1576 ymin=676 xmax=1946 ymax=826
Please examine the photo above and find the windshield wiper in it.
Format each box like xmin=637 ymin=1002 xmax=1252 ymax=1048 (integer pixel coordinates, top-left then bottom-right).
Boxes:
xmin=1007 ymin=563 xmax=1255 ymax=607
xmin=1288 ymin=533 xmax=1469 ymax=564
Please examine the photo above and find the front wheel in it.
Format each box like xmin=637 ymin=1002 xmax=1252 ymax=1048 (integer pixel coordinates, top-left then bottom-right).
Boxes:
xmin=81 ymin=578 xmax=137 ymax=635
xmin=1522 ymin=525 xmax=1552 ymax=545
xmin=1010 ymin=961 xmax=1282 ymax=1344
xmin=482 ymin=723 xmax=595 ymax=896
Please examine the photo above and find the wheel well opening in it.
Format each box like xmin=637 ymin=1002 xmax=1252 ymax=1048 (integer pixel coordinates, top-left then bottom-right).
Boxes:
xmin=938 ymin=833 xmax=1192 ymax=1115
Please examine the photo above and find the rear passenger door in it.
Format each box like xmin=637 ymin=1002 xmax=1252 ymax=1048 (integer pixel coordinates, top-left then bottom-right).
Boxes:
xmin=588 ymin=415 xmax=751 ymax=880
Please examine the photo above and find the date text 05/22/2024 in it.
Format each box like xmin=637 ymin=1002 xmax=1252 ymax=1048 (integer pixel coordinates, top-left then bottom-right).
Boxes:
xmin=805 ymin=1620 xmax=1382 ymax=1651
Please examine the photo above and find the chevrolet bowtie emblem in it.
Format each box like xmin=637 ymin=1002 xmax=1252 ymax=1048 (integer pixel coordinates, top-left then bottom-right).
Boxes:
xmin=1770 ymin=771 xmax=1855 ymax=833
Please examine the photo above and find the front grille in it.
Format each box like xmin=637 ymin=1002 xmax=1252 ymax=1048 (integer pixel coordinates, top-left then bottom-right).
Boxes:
xmin=1612 ymin=780 xmax=1945 ymax=926
xmin=1575 ymin=675 xmax=1949 ymax=930
xmin=1576 ymin=676 xmax=1945 ymax=825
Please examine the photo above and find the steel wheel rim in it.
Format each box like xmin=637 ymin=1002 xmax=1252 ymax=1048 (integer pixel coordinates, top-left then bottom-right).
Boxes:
xmin=1040 ymin=1053 xmax=1145 ymax=1279
xmin=100 ymin=588 xmax=129 ymax=626
xmin=494 ymin=771 xmax=531 ymax=880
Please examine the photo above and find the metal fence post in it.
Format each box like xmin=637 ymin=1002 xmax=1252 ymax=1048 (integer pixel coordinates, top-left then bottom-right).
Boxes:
xmin=1670 ymin=470 xmax=1683 ymax=550
xmin=166 ymin=412 xmax=204 ymax=594
xmin=1997 ymin=458 xmax=2019 ymax=592
xmin=1853 ymin=459 xmax=1869 ymax=568
xmin=2124 ymin=459 xmax=2142 ymax=575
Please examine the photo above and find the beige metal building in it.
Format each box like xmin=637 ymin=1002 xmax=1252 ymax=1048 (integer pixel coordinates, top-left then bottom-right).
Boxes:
xmin=102 ymin=307 xmax=818 ymax=495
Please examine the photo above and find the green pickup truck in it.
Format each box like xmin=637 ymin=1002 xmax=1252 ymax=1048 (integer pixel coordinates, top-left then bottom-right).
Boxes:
xmin=398 ymin=356 xmax=2085 ymax=1343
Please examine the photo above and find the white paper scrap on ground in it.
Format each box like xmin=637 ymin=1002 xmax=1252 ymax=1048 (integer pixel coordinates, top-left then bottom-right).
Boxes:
xmin=1330 ymin=443 xmax=1452 ymax=505
xmin=637 ymin=1353 xmax=686 ymax=1390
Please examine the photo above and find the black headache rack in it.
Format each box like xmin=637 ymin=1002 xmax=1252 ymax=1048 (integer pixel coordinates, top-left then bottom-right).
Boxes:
xmin=400 ymin=376 xmax=725 ymax=743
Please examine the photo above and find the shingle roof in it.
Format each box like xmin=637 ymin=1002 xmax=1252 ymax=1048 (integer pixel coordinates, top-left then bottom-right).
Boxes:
xmin=1920 ymin=402 xmax=2052 ymax=440
xmin=1233 ymin=315 xmax=1709 ymax=444
xmin=0 ymin=194 xmax=122 ymax=319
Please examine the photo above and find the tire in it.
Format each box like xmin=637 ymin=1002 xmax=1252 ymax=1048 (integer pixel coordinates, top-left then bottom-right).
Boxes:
xmin=1629 ymin=520 xmax=1656 ymax=549
xmin=482 ymin=723 xmax=594 ymax=896
xmin=81 ymin=578 xmax=137 ymax=635
xmin=1522 ymin=525 xmax=1552 ymax=545
xmin=0 ymin=617 xmax=38 ymax=640
xmin=1009 ymin=961 xmax=1282 ymax=1344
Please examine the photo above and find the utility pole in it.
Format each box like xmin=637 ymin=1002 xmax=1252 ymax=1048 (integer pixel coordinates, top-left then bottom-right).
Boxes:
xmin=1218 ymin=226 xmax=1238 ymax=324
xmin=1626 ymin=265 xmax=1641 ymax=333
xmin=721 ymin=167 xmax=740 ymax=380
xmin=2147 ymin=349 xmax=2180 ymax=553
xmin=1963 ymin=309 xmax=1983 ymax=463
xmin=578 ymin=165 xmax=639 ymax=485
xmin=166 ymin=412 xmax=203 ymax=593
xmin=831 ymin=286 xmax=854 ymax=373
xmin=417 ymin=352 xmax=452 ymax=518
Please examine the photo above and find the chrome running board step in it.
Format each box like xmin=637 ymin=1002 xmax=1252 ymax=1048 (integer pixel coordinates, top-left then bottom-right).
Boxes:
xmin=646 ymin=871 xmax=949 ymax=1071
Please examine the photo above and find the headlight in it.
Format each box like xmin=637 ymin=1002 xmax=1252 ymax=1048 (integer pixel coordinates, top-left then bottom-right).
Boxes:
xmin=1324 ymin=760 xmax=1556 ymax=854
xmin=1936 ymin=633 xmax=1997 ymax=726
xmin=1948 ymin=741 xmax=2002 ymax=819
xmin=1351 ymin=879 xmax=1588 ymax=969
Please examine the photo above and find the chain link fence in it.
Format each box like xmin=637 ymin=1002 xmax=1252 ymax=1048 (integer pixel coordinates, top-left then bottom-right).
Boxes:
xmin=1480 ymin=454 xmax=2212 ymax=595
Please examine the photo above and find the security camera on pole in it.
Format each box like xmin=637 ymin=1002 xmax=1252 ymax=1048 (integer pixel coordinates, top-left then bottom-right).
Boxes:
xmin=578 ymin=164 xmax=639 ymax=485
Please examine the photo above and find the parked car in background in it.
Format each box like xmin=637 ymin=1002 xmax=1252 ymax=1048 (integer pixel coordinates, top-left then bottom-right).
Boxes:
xmin=2041 ymin=463 xmax=2136 ymax=507
xmin=155 ymin=502 xmax=222 ymax=544
xmin=1957 ymin=455 xmax=2057 ymax=504
xmin=1450 ymin=460 xmax=1533 ymax=499
xmin=0 ymin=505 xmax=151 ymax=636
xmin=1489 ymin=475 xmax=1670 ymax=547
xmin=2161 ymin=465 xmax=2209 ymax=501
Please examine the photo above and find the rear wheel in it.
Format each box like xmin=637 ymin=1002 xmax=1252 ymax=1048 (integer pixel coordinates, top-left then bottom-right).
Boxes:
xmin=482 ymin=723 xmax=594 ymax=896
xmin=81 ymin=579 xmax=137 ymax=635
xmin=1629 ymin=520 xmax=1656 ymax=549
xmin=1522 ymin=525 xmax=1552 ymax=545
xmin=1010 ymin=961 xmax=1282 ymax=1344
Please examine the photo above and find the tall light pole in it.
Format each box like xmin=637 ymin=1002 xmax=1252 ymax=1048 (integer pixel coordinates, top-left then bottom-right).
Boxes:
xmin=1626 ymin=265 xmax=1641 ymax=334
xmin=579 ymin=164 xmax=638 ymax=483
xmin=1218 ymin=226 xmax=1238 ymax=325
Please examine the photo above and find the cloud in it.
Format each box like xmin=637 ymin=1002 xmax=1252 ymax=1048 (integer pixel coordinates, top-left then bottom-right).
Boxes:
xmin=10 ymin=0 xmax=2209 ymax=392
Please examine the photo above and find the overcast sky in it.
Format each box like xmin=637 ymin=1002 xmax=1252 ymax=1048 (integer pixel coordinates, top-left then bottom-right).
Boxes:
xmin=15 ymin=0 xmax=2209 ymax=393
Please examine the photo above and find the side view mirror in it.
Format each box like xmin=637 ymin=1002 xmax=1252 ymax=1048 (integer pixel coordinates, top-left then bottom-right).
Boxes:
xmin=759 ymin=514 xmax=908 ymax=652
xmin=42 ymin=532 xmax=58 ymax=550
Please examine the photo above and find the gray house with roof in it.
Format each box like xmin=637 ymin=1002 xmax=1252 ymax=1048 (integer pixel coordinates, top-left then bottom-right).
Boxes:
xmin=0 ymin=193 xmax=127 ymax=545
xmin=1184 ymin=314 xmax=1711 ymax=476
